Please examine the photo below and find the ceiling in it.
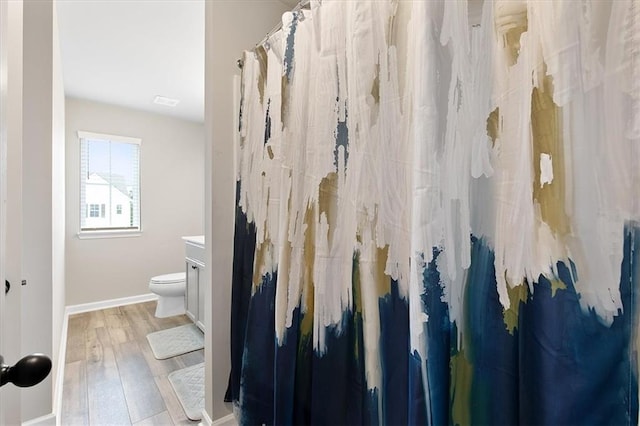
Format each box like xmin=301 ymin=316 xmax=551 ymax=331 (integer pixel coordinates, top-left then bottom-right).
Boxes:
xmin=56 ymin=0 xmax=299 ymax=124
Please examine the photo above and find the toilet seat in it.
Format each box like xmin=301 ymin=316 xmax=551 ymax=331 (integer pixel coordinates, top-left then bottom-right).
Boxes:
xmin=150 ymin=272 xmax=185 ymax=285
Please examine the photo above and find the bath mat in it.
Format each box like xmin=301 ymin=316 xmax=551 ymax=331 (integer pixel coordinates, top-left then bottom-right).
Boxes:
xmin=168 ymin=362 xmax=204 ymax=421
xmin=146 ymin=324 xmax=204 ymax=360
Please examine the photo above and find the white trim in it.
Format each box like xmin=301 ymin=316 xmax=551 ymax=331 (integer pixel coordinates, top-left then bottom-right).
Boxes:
xmin=200 ymin=412 xmax=236 ymax=426
xmin=212 ymin=413 xmax=237 ymax=426
xmin=77 ymin=230 xmax=142 ymax=239
xmin=77 ymin=130 xmax=141 ymax=145
xmin=198 ymin=409 xmax=213 ymax=426
xmin=53 ymin=310 xmax=68 ymax=426
xmin=65 ymin=293 xmax=158 ymax=315
xmin=21 ymin=413 xmax=56 ymax=426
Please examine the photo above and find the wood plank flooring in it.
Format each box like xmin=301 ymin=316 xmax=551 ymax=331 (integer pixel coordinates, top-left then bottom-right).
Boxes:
xmin=60 ymin=301 xmax=203 ymax=426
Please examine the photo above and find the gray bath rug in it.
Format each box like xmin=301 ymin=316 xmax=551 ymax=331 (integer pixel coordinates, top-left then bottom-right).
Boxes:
xmin=146 ymin=324 xmax=204 ymax=360
xmin=168 ymin=362 xmax=204 ymax=421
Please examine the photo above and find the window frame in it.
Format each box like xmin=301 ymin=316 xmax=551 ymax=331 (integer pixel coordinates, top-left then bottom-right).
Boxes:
xmin=78 ymin=131 xmax=142 ymax=239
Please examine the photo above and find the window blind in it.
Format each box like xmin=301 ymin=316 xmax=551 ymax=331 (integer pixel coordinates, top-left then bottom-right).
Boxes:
xmin=78 ymin=131 xmax=141 ymax=232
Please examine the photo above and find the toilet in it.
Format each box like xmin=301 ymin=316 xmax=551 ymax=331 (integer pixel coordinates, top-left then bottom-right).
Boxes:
xmin=149 ymin=272 xmax=187 ymax=318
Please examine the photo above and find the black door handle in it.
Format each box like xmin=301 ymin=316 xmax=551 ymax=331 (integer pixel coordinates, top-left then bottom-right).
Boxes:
xmin=0 ymin=353 xmax=52 ymax=388
xmin=5 ymin=280 xmax=9 ymax=295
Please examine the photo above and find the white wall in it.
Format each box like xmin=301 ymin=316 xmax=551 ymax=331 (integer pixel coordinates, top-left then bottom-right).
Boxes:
xmin=204 ymin=1 xmax=290 ymax=421
xmin=65 ymin=98 xmax=204 ymax=306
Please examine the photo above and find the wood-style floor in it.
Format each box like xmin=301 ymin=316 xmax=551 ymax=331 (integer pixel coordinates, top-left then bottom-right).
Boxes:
xmin=61 ymin=301 xmax=204 ymax=425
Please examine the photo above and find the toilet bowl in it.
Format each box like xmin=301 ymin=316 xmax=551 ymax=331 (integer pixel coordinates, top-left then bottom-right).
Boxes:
xmin=149 ymin=272 xmax=186 ymax=318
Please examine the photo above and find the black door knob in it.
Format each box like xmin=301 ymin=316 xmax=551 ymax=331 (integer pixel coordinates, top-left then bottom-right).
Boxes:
xmin=0 ymin=353 xmax=52 ymax=388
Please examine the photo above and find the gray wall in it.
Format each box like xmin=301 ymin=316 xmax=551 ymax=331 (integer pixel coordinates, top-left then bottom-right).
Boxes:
xmin=65 ymin=98 xmax=204 ymax=306
xmin=2 ymin=0 xmax=24 ymax=423
xmin=204 ymin=0 xmax=291 ymax=420
xmin=20 ymin=0 xmax=66 ymax=420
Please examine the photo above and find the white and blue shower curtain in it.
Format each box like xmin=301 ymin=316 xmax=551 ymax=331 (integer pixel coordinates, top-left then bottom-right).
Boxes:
xmin=226 ymin=1 xmax=640 ymax=424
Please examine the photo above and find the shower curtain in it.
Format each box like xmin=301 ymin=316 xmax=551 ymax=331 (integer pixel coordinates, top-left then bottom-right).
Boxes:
xmin=227 ymin=1 xmax=640 ymax=424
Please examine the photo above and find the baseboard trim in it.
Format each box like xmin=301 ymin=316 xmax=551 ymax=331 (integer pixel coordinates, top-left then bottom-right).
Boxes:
xmin=22 ymin=412 xmax=56 ymax=426
xmin=65 ymin=293 xmax=158 ymax=315
xmin=198 ymin=410 xmax=213 ymax=426
xmin=199 ymin=412 xmax=236 ymax=426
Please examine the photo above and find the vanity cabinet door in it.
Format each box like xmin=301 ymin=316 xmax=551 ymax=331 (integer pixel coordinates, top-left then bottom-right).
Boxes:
xmin=186 ymin=260 xmax=199 ymax=324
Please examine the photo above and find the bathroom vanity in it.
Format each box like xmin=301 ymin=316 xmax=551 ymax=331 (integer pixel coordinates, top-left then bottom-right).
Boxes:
xmin=183 ymin=235 xmax=205 ymax=331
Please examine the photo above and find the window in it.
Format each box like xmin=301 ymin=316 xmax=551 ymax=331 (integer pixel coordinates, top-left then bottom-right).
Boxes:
xmin=79 ymin=131 xmax=141 ymax=235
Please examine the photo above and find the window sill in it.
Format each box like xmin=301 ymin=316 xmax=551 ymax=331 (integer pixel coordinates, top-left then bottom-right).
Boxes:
xmin=77 ymin=229 xmax=142 ymax=240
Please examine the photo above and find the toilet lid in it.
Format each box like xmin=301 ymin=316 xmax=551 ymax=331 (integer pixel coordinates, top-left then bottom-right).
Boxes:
xmin=151 ymin=272 xmax=186 ymax=284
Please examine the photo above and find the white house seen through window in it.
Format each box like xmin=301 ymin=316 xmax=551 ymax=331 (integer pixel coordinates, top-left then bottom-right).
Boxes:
xmin=79 ymin=131 xmax=141 ymax=233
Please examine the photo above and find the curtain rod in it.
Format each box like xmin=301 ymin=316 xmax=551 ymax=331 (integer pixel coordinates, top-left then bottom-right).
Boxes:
xmin=237 ymin=0 xmax=312 ymax=69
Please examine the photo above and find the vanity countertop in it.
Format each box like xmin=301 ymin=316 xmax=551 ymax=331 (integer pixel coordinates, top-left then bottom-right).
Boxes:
xmin=182 ymin=235 xmax=205 ymax=247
